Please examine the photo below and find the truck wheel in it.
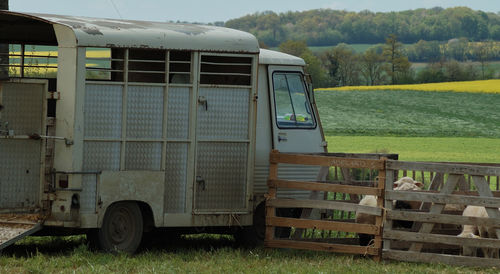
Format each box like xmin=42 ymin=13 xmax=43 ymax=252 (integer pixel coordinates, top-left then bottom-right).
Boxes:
xmin=234 ymin=202 xmax=265 ymax=247
xmin=98 ymin=202 xmax=143 ymax=254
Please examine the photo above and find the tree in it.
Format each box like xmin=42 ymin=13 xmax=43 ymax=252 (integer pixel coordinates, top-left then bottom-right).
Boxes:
xmin=278 ymin=40 xmax=328 ymax=88
xmin=278 ymin=40 xmax=309 ymax=57
xmin=324 ymin=43 xmax=360 ymax=86
xmin=472 ymin=41 xmax=493 ymax=79
xmin=360 ymin=47 xmax=386 ymax=85
xmin=383 ymin=34 xmax=411 ymax=84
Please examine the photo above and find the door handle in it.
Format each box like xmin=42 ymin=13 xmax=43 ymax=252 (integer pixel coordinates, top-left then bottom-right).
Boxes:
xmin=278 ymin=133 xmax=287 ymax=142
xmin=196 ymin=176 xmax=206 ymax=190
xmin=198 ymin=96 xmax=208 ymax=111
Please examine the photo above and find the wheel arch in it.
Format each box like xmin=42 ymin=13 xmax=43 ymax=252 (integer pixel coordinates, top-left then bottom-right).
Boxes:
xmin=97 ymin=200 xmax=156 ymax=229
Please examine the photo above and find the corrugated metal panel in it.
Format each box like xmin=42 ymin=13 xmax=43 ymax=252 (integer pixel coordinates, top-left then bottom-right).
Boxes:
xmin=164 ymin=143 xmax=188 ymax=213
xmin=1 ymin=11 xmax=260 ymax=53
xmin=125 ymin=142 xmax=162 ymax=170
xmin=84 ymin=84 xmax=123 ymax=139
xmin=166 ymin=87 xmax=190 ymax=139
xmin=195 ymin=143 xmax=247 ymax=210
xmin=197 ymin=87 xmax=249 ymax=140
xmin=253 ymin=164 xmax=270 ymax=196
xmin=253 ymin=164 xmax=321 ymax=200
xmin=126 ymin=86 xmax=163 ymax=139
xmin=276 ymin=164 xmax=321 ymax=200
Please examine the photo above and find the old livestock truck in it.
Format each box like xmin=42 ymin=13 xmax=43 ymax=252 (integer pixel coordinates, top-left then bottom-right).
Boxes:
xmin=0 ymin=11 xmax=325 ymax=253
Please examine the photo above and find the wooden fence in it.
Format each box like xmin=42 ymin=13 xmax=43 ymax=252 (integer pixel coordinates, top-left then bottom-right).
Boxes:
xmin=265 ymin=150 xmax=500 ymax=267
xmin=383 ymin=160 xmax=500 ymax=267
xmin=265 ymin=150 xmax=388 ymax=261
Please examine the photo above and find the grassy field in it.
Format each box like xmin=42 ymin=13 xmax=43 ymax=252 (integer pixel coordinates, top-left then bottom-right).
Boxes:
xmin=308 ymin=44 xmax=375 ymax=54
xmin=326 ymin=136 xmax=500 ymax=163
xmin=315 ymin=89 xmax=500 ymax=137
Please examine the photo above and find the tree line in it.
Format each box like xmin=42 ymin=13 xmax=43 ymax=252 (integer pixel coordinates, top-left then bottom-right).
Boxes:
xmin=225 ymin=7 xmax=500 ymax=47
xmin=280 ymin=36 xmax=499 ymax=88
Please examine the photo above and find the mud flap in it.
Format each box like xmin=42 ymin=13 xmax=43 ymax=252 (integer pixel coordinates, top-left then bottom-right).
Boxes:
xmin=0 ymin=215 xmax=42 ymax=251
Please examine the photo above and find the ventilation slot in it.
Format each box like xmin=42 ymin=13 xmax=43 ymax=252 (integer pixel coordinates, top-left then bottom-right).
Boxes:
xmin=200 ymin=55 xmax=252 ymax=86
xmin=169 ymin=51 xmax=191 ymax=84
xmin=86 ymin=48 xmax=124 ymax=81
xmin=128 ymin=49 xmax=166 ymax=83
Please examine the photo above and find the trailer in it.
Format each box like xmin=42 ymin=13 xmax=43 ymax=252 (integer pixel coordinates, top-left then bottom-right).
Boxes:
xmin=0 ymin=11 xmax=325 ymax=253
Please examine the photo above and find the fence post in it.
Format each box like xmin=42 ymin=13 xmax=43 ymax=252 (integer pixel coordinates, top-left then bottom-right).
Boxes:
xmin=373 ymin=157 xmax=386 ymax=262
xmin=265 ymin=150 xmax=279 ymax=245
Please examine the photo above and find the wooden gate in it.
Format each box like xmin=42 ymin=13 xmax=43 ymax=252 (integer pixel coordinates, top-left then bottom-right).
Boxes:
xmin=383 ymin=160 xmax=500 ymax=267
xmin=265 ymin=150 xmax=388 ymax=261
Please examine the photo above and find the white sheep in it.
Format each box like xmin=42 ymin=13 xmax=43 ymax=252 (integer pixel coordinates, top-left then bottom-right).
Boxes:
xmin=355 ymin=177 xmax=423 ymax=246
xmin=458 ymin=205 xmax=499 ymax=258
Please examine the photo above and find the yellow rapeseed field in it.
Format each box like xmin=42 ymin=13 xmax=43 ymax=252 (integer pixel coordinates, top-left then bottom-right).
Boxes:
xmin=316 ymin=79 xmax=500 ymax=94
xmin=9 ymin=50 xmax=110 ymax=58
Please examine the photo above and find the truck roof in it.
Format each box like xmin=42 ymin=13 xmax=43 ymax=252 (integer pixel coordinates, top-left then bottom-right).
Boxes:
xmin=0 ymin=11 xmax=260 ymax=53
xmin=259 ymin=49 xmax=306 ymax=66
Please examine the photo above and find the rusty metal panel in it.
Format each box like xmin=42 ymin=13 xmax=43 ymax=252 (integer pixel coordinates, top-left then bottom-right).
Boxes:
xmin=84 ymin=84 xmax=123 ymax=139
xmin=195 ymin=143 xmax=247 ymax=211
xmin=166 ymin=87 xmax=190 ymax=139
xmin=1 ymin=11 xmax=260 ymax=53
xmin=126 ymin=86 xmax=163 ymax=139
xmin=164 ymin=143 xmax=188 ymax=213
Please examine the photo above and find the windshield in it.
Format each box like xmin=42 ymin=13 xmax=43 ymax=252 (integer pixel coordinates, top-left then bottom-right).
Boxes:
xmin=273 ymin=72 xmax=316 ymax=129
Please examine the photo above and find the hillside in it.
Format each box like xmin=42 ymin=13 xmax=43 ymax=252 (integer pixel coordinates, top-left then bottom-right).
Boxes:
xmin=224 ymin=7 xmax=500 ymax=47
xmin=315 ymin=89 xmax=500 ymax=137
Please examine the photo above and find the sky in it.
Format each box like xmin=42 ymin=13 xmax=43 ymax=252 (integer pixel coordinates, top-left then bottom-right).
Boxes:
xmin=9 ymin=0 xmax=500 ymax=23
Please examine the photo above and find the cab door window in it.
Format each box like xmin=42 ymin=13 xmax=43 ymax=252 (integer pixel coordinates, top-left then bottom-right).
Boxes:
xmin=273 ymin=72 xmax=316 ymax=128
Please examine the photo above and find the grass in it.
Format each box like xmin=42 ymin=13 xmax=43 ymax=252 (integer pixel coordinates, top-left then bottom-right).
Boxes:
xmin=326 ymin=136 xmax=500 ymax=163
xmin=1 ymin=235 xmax=493 ymax=273
xmin=316 ymin=79 xmax=500 ymax=94
xmin=315 ymin=89 xmax=500 ymax=137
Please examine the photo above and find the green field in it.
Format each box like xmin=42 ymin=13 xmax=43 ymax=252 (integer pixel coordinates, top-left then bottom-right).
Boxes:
xmin=315 ymin=89 xmax=500 ymax=138
xmin=308 ymin=44 xmax=375 ymax=54
xmin=326 ymin=136 xmax=500 ymax=163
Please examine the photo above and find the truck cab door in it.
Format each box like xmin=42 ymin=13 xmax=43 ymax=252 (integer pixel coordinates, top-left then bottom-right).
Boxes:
xmin=268 ymin=66 xmax=324 ymax=154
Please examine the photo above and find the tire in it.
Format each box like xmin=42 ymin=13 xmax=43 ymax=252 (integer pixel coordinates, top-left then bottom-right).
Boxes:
xmin=234 ymin=202 xmax=265 ymax=247
xmin=98 ymin=202 xmax=143 ymax=254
